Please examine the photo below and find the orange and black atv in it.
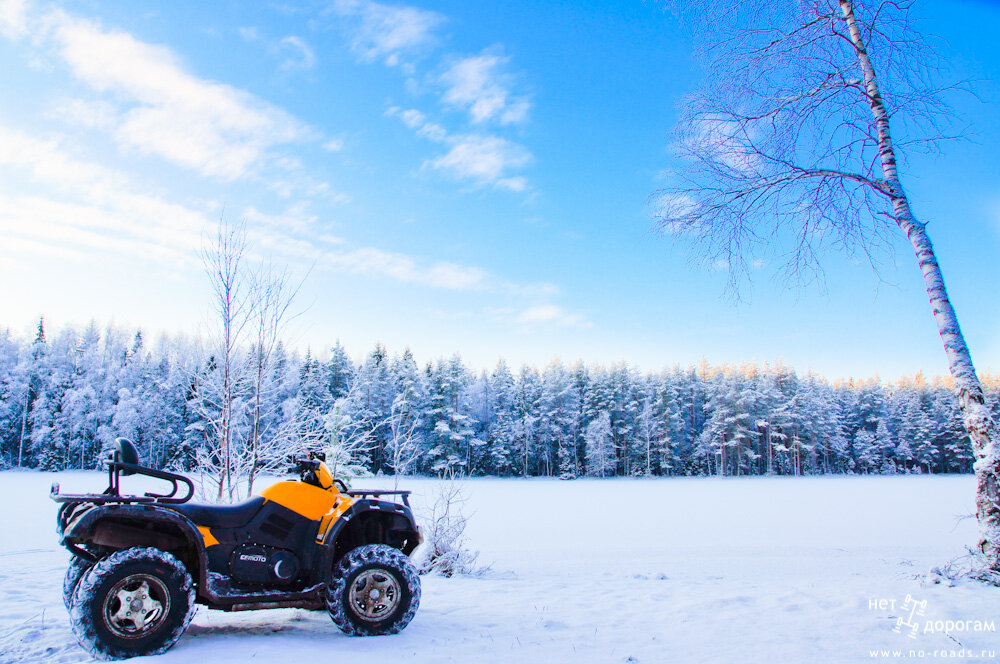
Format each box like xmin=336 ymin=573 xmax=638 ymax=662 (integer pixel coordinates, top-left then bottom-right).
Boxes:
xmin=51 ymin=438 xmax=423 ymax=660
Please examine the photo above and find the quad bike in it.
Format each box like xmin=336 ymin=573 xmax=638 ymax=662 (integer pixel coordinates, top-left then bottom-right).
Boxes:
xmin=51 ymin=439 xmax=423 ymax=660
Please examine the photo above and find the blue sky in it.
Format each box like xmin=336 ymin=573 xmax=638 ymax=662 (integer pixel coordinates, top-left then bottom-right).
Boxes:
xmin=0 ymin=0 xmax=998 ymax=380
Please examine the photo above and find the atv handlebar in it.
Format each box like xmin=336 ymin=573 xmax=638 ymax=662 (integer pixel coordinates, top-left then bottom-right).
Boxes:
xmin=292 ymin=456 xmax=349 ymax=493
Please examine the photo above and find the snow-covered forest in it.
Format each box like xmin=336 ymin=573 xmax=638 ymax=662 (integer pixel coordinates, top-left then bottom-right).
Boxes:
xmin=1 ymin=319 xmax=995 ymax=479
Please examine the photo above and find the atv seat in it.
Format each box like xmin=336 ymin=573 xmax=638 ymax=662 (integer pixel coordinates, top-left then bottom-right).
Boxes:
xmin=167 ymin=497 xmax=266 ymax=529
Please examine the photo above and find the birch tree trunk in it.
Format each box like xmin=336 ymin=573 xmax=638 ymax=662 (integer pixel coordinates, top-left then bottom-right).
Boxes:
xmin=839 ymin=0 xmax=1000 ymax=569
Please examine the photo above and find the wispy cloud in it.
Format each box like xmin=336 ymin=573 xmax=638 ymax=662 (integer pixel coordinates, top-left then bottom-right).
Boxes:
xmin=429 ymin=134 xmax=531 ymax=191
xmin=439 ymin=48 xmax=531 ymax=125
xmin=0 ymin=127 xmax=208 ymax=265
xmin=323 ymin=246 xmax=559 ymax=298
xmin=4 ymin=6 xmax=315 ymax=182
xmin=329 ymin=0 xmax=443 ymax=66
xmin=0 ymin=2 xmax=569 ymax=322
xmin=386 ymin=106 xmax=448 ymax=141
xmin=386 ymin=107 xmax=531 ymax=190
xmin=44 ymin=14 xmax=311 ymax=180
xmin=341 ymin=2 xmax=534 ymax=193
xmin=0 ymin=122 xmax=552 ymax=299
xmin=515 ymin=304 xmax=591 ymax=329
xmin=326 ymin=247 xmax=488 ymax=290
xmin=322 ymin=137 xmax=345 ymax=152
xmin=275 ymin=36 xmax=315 ymax=70
xmin=46 ymin=98 xmax=118 ymax=131
xmin=0 ymin=0 xmax=28 ymax=39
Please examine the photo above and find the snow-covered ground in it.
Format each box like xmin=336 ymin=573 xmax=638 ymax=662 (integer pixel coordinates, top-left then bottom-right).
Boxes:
xmin=1 ymin=471 xmax=997 ymax=663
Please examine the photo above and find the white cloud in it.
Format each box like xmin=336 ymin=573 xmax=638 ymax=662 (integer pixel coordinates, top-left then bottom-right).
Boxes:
xmin=0 ymin=121 xmax=566 ymax=326
xmin=0 ymin=123 xmax=542 ymax=293
xmin=321 ymin=244 xmax=562 ymax=298
xmin=0 ymin=126 xmax=209 ymax=264
xmin=349 ymin=9 xmax=533 ymax=192
xmin=0 ymin=0 xmax=28 ymax=39
xmin=0 ymin=194 xmax=198 ymax=265
xmin=47 ymin=98 xmax=118 ymax=130
xmin=496 ymin=176 xmax=528 ymax=193
xmin=386 ymin=106 xmax=448 ymax=142
xmin=414 ymin=122 xmax=445 ymax=141
xmin=387 ymin=107 xmax=532 ymax=190
xmin=322 ymin=137 xmax=345 ymax=152
xmin=242 ymin=202 xmax=321 ymax=235
xmin=429 ymin=134 xmax=531 ymax=189
xmin=500 ymin=281 xmax=560 ymax=299
xmin=43 ymin=12 xmax=309 ymax=180
xmin=276 ymin=35 xmax=315 ymax=70
xmin=515 ymin=304 xmax=591 ymax=329
xmin=330 ymin=0 xmax=443 ymax=66
xmin=393 ymin=106 xmax=427 ymax=128
xmin=326 ymin=246 xmax=489 ymax=290
xmin=439 ymin=49 xmax=530 ymax=125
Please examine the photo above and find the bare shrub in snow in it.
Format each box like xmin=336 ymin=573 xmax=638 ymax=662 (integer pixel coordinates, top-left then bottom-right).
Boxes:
xmin=416 ymin=479 xmax=484 ymax=577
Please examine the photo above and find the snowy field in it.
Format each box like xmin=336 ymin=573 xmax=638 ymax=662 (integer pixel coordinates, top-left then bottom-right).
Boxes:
xmin=1 ymin=471 xmax=998 ymax=663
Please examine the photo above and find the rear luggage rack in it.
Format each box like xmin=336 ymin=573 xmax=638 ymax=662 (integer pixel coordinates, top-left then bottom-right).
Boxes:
xmin=50 ymin=438 xmax=194 ymax=505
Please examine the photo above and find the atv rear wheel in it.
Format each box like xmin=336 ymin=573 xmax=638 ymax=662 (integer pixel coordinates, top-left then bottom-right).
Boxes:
xmin=70 ymin=547 xmax=195 ymax=660
xmin=327 ymin=544 xmax=420 ymax=636
xmin=63 ymin=556 xmax=95 ymax=611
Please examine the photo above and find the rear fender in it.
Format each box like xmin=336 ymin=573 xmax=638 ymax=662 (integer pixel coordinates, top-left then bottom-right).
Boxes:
xmin=62 ymin=504 xmax=208 ymax=592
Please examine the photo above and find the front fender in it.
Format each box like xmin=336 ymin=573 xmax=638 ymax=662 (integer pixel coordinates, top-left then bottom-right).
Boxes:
xmin=322 ymin=499 xmax=422 ymax=572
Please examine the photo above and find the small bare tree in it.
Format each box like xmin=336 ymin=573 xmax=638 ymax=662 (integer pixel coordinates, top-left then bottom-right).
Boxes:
xmin=416 ymin=474 xmax=483 ymax=577
xmin=200 ymin=218 xmax=251 ymax=500
xmin=246 ymin=263 xmax=305 ymax=495
xmin=653 ymin=0 xmax=1000 ymax=574
xmin=197 ymin=217 xmax=309 ymax=500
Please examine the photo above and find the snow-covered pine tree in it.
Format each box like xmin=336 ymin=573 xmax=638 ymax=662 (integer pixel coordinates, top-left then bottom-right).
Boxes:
xmin=487 ymin=359 xmax=517 ymax=476
xmin=584 ymin=410 xmax=614 ymax=477
xmin=539 ymin=359 xmax=578 ymax=477
xmin=513 ymin=365 xmax=541 ymax=476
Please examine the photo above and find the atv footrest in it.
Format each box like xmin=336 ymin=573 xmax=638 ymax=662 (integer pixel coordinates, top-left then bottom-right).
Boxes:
xmin=203 ymin=573 xmax=325 ymax=612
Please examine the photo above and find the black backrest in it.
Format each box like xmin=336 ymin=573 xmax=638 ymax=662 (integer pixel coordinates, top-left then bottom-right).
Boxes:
xmin=115 ymin=438 xmax=139 ymax=476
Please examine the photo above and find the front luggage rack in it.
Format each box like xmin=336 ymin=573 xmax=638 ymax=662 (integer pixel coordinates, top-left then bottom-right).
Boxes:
xmin=345 ymin=489 xmax=412 ymax=507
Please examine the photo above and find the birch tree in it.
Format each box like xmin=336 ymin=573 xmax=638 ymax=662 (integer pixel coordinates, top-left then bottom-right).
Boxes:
xmin=654 ymin=0 xmax=1000 ymax=573
xmin=246 ymin=264 xmax=304 ymax=494
xmin=200 ymin=218 xmax=251 ymax=500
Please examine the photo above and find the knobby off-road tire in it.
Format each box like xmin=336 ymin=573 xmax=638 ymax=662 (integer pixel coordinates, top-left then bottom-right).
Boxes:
xmin=327 ymin=544 xmax=420 ymax=636
xmin=70 ymin=547 xmax=195 ymax=660
xmin=63 ymin=556 xmax=95 ymax=611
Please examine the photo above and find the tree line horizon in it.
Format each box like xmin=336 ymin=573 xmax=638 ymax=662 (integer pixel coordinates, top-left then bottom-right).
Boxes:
xmin=2 ymin=317 xmax=997 ymax=480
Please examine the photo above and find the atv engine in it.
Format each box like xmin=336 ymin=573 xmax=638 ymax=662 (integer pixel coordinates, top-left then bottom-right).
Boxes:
xmin=230 ymin=544 xmax=300 ymax=587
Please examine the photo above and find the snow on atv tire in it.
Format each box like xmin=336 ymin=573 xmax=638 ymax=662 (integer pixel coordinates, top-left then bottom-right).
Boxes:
xmin=327 ymin=544 xmax=420 ymax=636
xmin=70 ymin=547 xmax=195 ymax=660
xmin=63 ymin=555 xmax=95 ymax=611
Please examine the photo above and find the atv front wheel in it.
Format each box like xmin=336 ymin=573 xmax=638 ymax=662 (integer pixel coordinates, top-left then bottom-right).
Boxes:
xmin=327 ymin=544 xmax=420 ymax=636
xmin=70 ymin=547 xmax=195 ymax=659
xmin=63 ymin=556 xmax=95 ymax=611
